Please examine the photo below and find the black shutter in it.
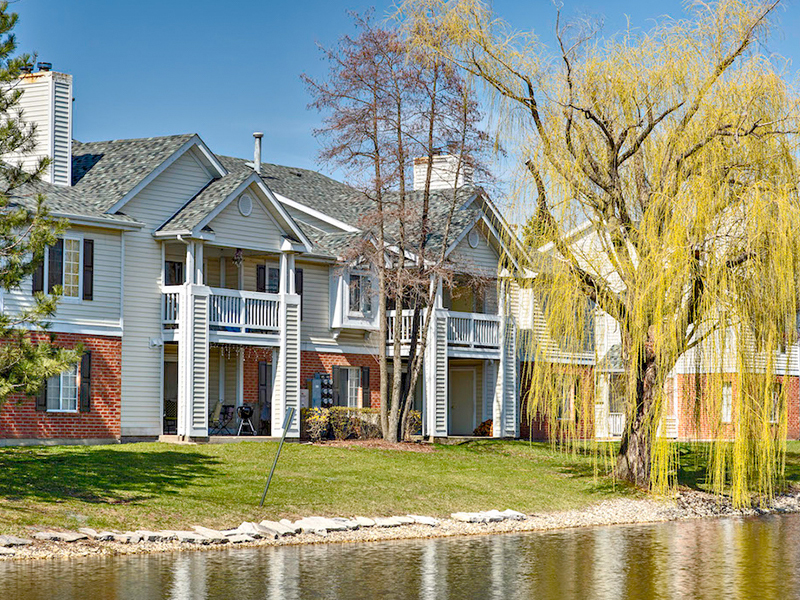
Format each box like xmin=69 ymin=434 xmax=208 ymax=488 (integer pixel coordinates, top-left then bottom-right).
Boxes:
xmin=83 ymin=239 xmax=94 ymax=301
xmin=295 ymin=268 xmax=303 ymax=318
xmin=47 ymin=239 xmax=63 ymax=294
xmin=256 ymin=265 xmax=266 ymax=293
xmin=79 ymin=352 xmax=91 ymax=412
xmin=332 ymin=366 xmax=340 ymax=405
xmin=32 ymin=260 xmax=44 ymax=294
xmin=258 ymin=361 xmax=271 ymax=409
xmin=361 ymin=367 xmax=370 ymax=408
xmin=35 ymin=383 xmax=47 ymax=411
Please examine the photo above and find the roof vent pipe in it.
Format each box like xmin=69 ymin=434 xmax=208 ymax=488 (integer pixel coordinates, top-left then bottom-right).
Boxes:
xmin=253 ymin=132 xmax=263 ymax=175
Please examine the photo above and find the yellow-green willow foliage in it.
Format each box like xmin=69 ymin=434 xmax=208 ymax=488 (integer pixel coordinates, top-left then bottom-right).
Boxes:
xmin=402 ymin=0 xmax=800 ymax=504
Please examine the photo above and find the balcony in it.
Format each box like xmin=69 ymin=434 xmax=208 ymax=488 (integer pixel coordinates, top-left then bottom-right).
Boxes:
xmin=162 ymin=285 xmax=283 ymax=344
xmin=386 ymin=309 xmax=502 ymax=356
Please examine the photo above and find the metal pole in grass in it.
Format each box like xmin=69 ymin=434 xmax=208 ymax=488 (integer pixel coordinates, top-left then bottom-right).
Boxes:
xmin=260 ymin=406 xmax=295 ymax=507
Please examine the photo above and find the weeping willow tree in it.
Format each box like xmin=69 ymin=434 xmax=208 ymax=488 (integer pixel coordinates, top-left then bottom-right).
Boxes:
xmin=403 ymin=0 xmax=800 ymax=503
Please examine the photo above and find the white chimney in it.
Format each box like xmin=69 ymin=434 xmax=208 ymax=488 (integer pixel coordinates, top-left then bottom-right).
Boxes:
xmin=5 ymin=69 xmax=73 ymax=186
xmin=253 ymin=132 xmax=263 ymax=175
xmin=413 ymin=153 xmax=473 ymax=191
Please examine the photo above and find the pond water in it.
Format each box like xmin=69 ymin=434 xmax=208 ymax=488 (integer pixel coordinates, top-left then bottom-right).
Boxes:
xmin=3 ymin=514 xmax=800 ymax=599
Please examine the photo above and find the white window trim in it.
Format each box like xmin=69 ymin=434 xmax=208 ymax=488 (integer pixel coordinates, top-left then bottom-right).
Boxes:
xmin=721 ymin=383 xmax=733 ymax=424
xmin=47 ymin=364 xmax=79 ymax=413
xmin=347 ymin=270 xmax=374 ymax=318
xmin=43 ymin=233 xmax=84 ymax=304
xmin=344 ymin=366 xmax=361 ymax=408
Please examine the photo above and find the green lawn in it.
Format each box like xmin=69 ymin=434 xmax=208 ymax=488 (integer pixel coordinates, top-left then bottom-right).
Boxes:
xmin=2 ymin=439 xmax=798 ymax=536
xmin=0 ymin=439 xmax=631 ymax=534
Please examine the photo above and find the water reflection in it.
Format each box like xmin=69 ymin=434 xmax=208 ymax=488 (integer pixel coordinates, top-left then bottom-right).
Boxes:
xmin=2 ymin=514 xmax=800 ymax=599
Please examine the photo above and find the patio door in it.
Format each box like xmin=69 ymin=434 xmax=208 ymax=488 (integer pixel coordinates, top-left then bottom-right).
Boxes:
xmin=163 ymin=361 xmax=178 ymax=434
xmin=449 ymin=368 xmax=476 ymax=435
xmin=258 ymin=361 xmax=273 ymax=435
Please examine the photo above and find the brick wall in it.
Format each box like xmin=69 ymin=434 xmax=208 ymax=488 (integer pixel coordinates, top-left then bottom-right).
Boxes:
xmin=519 ymin=362 xmax=595 ymax=440
xmin=675 ymin=373 xmax=800 ymax=440
xmin=242 ymin=348 xmax=273 ymax=405
xmin=0 ymin=333 xmax=122 ymax=439
xmin=300 ymin=351 xmax=380 ymax=408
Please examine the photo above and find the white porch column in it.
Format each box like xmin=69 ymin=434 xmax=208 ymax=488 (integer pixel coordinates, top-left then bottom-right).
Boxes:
xmin=218 ymin=351 xmax=225 ymax=405
xmin=219 ymin=257 xmax=226 ymax=287
xmin=186 ymin=242 xmax=196 ymax=285
xmin=287 ymin=254 xmax=296 ymax=294
xmin=195 ymin=241 xmax=204 ymax=285
xmin=493 ymin=280 xmax=506 ymax=437
xmin=279 ymin=252 xmax=289 ymax=294
xmin=176 ymin=284 xmax=210 ymax=439
xmin=236 ymin=348 xmax=244 ymax=407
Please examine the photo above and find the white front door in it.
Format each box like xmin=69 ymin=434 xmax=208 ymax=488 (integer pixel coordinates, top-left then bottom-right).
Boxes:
xmin=449 ymin=368 xmax=476 ymax=435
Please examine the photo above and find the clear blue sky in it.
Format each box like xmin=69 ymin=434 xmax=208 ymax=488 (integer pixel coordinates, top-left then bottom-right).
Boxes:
xmin=13 ymin=0 xmax=800 ymax=181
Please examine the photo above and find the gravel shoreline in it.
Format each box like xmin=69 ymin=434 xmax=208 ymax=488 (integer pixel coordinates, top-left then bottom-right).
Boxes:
xmin=3 ymin=489 xmax=800 ymax=562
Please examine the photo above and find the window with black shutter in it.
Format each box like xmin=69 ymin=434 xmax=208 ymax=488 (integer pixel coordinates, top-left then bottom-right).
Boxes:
xmin=32 ymin=260 xmax=44 ymax=294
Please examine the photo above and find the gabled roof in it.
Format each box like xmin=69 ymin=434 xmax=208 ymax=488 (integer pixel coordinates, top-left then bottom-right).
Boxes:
xmin=157 ymin=172 xmax=251 ymax=233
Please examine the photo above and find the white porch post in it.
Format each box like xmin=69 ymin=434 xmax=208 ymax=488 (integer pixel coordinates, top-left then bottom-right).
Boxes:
xmin=176 ymin=283 xmax=210 ymax=439
xmin=493 ymin=280 xmax=506 ymax=437
xmin=195 ymin=241 xmax=204 ymax=285
xmin=236 ymin=348 xmax=244 ymax=407
xmin=272 ymin=243 xmax=301 ymax=438
xmin=279 ymin=252 xmax=289 ymax=294
xmin=219 ymin=257 xmax=226 ymax=288
xmin=218 ymin=350 xmax=225 ymax=405
xmin=186 ymin=242 xmax=196 ymax=284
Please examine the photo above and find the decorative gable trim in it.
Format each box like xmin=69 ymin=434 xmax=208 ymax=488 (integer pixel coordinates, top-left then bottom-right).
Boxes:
xmin=104 ymin=135 xmax=227 ymax=215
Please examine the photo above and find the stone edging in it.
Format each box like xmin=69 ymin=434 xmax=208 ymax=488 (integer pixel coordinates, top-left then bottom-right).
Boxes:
xmin=2 ymin=490 xmax=799 ymax=561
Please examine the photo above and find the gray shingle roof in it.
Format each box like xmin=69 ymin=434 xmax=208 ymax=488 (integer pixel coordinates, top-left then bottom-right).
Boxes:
xmin=6 ymin=134 xmax=198 ymax=227
xmin=70 ymin=134 xmax=196 ymax=211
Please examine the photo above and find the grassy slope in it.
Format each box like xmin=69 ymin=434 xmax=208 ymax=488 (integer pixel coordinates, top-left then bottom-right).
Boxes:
xmin=3 ymin=439 xmax=798 ymax=535
xmin=0 ymin=439 xmax=631 ymax=534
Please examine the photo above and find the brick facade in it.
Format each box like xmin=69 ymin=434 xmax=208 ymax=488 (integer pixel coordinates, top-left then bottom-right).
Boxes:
xmin=673 ymin=373 xmax=800 ymax=440
xmin=242 ymin=348 xmax=273 ymax=406
xmin=300 ymin=350 xmax=380 ymax=408
xmin=0 ymin=333 xmax=122 ymax=440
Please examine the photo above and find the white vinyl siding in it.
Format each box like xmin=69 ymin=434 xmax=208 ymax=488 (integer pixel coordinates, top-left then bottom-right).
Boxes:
xmin=207 ymin=189 xmax=285 ymax=252
xmin=46 ymin=364 xmax=79 ymax=412
xmin=449 ymin=224 xmax=500 ymax=279
xmin=121 ymin=150 xmax=213 ymax=435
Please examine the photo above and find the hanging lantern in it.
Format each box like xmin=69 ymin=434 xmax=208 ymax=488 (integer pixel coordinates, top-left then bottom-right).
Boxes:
xmin=233 ymin=248 xmax=244 ymax=268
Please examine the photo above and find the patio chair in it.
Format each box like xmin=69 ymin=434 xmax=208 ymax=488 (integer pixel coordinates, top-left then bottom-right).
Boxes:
xmin=209 ymin=401 xmax=235 ymax=435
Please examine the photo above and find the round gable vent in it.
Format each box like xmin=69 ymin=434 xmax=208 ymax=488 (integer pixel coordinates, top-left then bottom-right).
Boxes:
xmin=238 ymin=193 xmax=253 ymax=217
xmin=468 ymin=228 xmax=480 ymax=248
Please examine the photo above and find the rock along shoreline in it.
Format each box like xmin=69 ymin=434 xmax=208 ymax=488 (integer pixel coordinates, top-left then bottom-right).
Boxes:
xmin=2 ymin=489 xmax=800 ymax=561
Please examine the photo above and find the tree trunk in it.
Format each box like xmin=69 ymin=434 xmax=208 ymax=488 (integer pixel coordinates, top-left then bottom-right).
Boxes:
xmin=615 ymin=357 xmax=658 ymax=488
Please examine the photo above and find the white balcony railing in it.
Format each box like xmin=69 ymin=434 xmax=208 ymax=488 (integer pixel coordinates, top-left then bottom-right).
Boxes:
xmin=386 ymin=309 xmax=502 ymax=350
xmin=162 ymin=286 xmax=281 ymax=333
xmin=608 ymin=412 xmax=625 ymax=437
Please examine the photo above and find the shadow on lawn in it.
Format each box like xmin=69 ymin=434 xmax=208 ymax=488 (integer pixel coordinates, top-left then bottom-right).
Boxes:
xmin=0 ymin=447 xmax=219 ymax=504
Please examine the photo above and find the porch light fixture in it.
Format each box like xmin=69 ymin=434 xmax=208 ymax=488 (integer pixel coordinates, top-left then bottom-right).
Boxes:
xmin=233 ymin=248 xmax=244 ymax=268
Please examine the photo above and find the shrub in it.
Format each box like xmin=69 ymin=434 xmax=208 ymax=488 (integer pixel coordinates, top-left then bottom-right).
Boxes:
xmin=405 ymin=410 xmax=422 ymax=437
xmin=303 ymin=407 xmax=329 ymax=442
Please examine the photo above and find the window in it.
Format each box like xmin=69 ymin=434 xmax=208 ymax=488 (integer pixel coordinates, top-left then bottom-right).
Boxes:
xmin=268 ymin=267 xmax=280 ymax=294
xmin=46 ymin=364 xmax=79 ymax=412
xmin=165 ymin=261 xmax=184 ymax=286
xmin=33 ymin=237 xmax=93 ymax=301
xmin=721 ymin=382 xmax=733 ymax=424
xmin=771 ymin=384 xmax=782 ymax=424
xmin=349 ymin=272 xmax=372 ymax=316
xmin=345 ymin=367 xmax=361 ymax=408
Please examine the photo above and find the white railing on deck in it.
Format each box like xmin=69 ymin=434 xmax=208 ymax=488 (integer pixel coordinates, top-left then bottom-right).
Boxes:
xmin=162 ymin=286 xmax=181 ymax=326
xmin=162 ymin=286 xmax=280 ymax=333
xmin=608 ymin=412 xmax=625 ymax=437
xmin=386 ymin=309 xmax=501 ymax=350
xmin=446 ymin=310 xmax=501 ymax=349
